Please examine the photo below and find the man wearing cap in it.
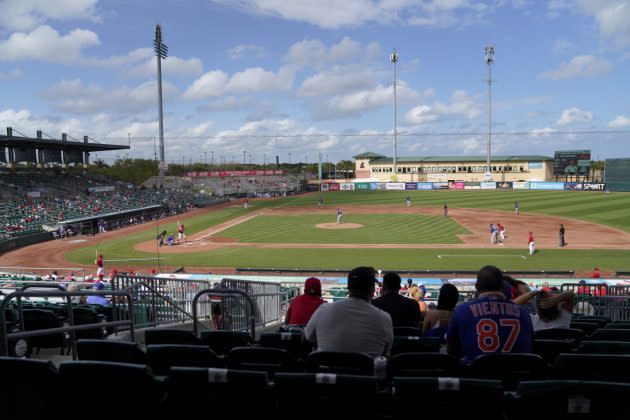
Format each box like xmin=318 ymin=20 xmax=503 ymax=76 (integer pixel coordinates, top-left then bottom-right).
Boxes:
xmin=304 ymin=267 xmax=393 ymax=358
xmin=285 ymin=277 xmax=327 ymax=325
xmin=86 ymin=281 xmax=110 ymax=305
xmin=372 ymin=272 xmax=422 ymax=328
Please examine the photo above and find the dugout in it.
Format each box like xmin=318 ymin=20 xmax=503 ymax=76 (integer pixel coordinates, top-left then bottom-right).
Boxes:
xmin=605 ymin=158 xmax=630 ymax=192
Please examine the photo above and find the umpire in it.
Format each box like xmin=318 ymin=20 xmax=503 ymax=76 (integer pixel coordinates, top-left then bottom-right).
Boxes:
xmin=559 ymin=224 xmax=566 ymax=247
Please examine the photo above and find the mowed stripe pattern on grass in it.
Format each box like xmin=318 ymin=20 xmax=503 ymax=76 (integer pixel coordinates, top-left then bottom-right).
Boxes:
xmin=218 ymin=214 xmax=470 ymax=244
xmin=302 ymin=190 xmax=630 ymax=232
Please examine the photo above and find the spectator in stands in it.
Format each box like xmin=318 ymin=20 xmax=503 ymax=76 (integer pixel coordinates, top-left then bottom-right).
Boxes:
xmin=285 ymin=277 xmax=326 ymax=325
xmin=422 ymin=283 xmax=459 ymax=340
xmin=372 ymin=272 xmax=421 ymax=328
xmin=304 ymin=267 xmax=393 ymax=357
xmin=591 ymin=267 xmax=601 ymax=279
xmin=67 ymin=283 xmax=85 ymax=304
xmin=514 ymin=289 xmax=575 ymax=331
xmin=447 ymin=265 xmax=534 ymax=364
xmin=410 ymin=283 xmax=428 ymax=316
xmin=86 ymin=281 xmax=110 ymax=305
xmin=211 ymin=303 xmax=223 ymax=330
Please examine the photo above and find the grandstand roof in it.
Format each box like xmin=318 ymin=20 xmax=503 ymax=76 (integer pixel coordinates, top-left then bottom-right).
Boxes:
xmin=356 ymin=153 xmax=553 ymax=164
xmin=353 ymin=152 xmax=386 ymax=159
xmin=0 ymin=134 xmax=129 ymax=152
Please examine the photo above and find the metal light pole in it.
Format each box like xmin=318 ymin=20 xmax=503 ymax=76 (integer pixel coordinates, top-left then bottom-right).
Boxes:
xmin=211 ymin=151 xmax=214 ymax=166
xmin=288 ymin=152 xmax=291 ymax=164
xmin=390 ymin=49 xmax=399 ymax=177
xmin=204 ymin=151 xmax=207 ymax=165
xmin=243 ymin=150 xmax=246 ymax=165
xmin=484 ymin=44 xmax=494 ymax=182
xmin=154 ymin=24 xmax=168 ymax=165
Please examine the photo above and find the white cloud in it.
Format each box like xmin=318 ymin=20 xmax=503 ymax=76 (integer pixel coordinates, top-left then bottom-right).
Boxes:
xmin=529 ymin=127 xmax=558 ymax=137
xmin=575 ymin=0 xmax=630 ymax=48
xmin=552 ymin=39 xmax=573 ymax=52
xmin=556 ymin=107 xmax=594 ymax=126
xmin=298 ymin=65 xmax=378 ymax=97
xmin=94 ymin=48 xmax=153 ymax=67
xmin=539 ymin=55 xmax=613 ymax=80
xmin=0 ymin=0 xmax=99 ymax=31
xmin=212 ymin=0 xmax=487 ymax=29
xmin=44 ymin=79 xmax=179 ymax=114
xmin=405 ymin=105 xmax=439 ymax=125
xmin=285 ymin=37 xmax=365 ymax=68
xmin=0 ymin=68 xmax=22 ymax=80
xmin=127 ymin=56 xmax=203 ymax=78
xmin=608 ymin=115 xmax=630 ymax=128
xmin=186 ymin=122 xmax=214 ymax=137
xmin=183 ymin=66 xmax=294 ymax=100
xmin=196 ymin=97 xmax=252 ymax=112
xmin=227 ymin=44 xmax=267 ymax=59
xmin=404 ymin=90 xmax=481 ymax=125
xmin=0 ymin=25 xmax=99 ymax=63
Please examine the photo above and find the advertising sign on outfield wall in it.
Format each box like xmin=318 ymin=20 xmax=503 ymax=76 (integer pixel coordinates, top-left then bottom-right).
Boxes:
xmin=564 ymin=182 xmax=583 ymax=190
xmin=512 ymin=182 xmax=530 ymax=189
xmin=433 ymin=182 xmax=449 ymax=190
xmin=354 ymin=182 xmax=370 ymax=190
xmin=449 ymin=181 xmax=465 ymax=190
xmin=374 ymin=183 xmax=386 ymax=190
xmin=530 ymin=181 xmax=564 ymax=190
xmin=417 ymin=182 xmax=434 ymax=190
xmin=464 ymin=182 xmax=480 ymax=190
xmin=582 ymin=183 xmax=606 ymax=191
xmin=328 ymin=183 xmax=340 ymax=191
xmin=385 ymin=182 xmax=406 ymax=190
xmin=496 ymin=182 xmax=513 ymax=190
xmin=404 ymin=182 xmax=417 ymax=190
xmin=480 ymin=182 xmax=497 ymax=189
xmin=370 ymin=183 xmax=379 ymax=190
xmin=320 ymin=183 xmax=329 ymax=192
xmin=340 ymin=183 xmax=354 ymax=191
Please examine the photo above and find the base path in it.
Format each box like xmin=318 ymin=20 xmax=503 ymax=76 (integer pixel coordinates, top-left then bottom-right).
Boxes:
xmin=316 ymin=223 xmax=363 ymax=229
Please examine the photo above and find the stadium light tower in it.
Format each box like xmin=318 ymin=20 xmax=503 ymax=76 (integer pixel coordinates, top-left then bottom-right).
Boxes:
xmin=484 ymin=44 xmax=495 ymax=182
xmin=390 ymin=49 xmax=399 ymax=176
xmin=154 ymin=24 xmax=168 ymax=166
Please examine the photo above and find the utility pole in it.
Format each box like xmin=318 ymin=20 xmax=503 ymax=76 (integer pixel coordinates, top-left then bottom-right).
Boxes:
xmin=243 ymin=150 xmax=246 ymax=164
xmin=154 ymin=24 xmax=168 ymax=166
xmin=484 ymin=44 xmax=495 ymax=182
xmin=390 ymin=49 xmax=399 ymax=176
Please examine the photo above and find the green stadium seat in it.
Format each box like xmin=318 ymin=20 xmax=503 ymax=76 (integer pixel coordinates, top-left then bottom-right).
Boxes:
xmin=576 ymin=340 xmax=630 ymax=354
xmin=574 ymin=316 xmax=611 ymax=327
xmin=568 ymin=321 xmax=599 ymax=336
xmin=597 ymin=322 xmax=630 ymax=329
xmin=533 ymin=328 xmax=584 ymax=342
xmin=391 ymin=336 xmax=441 ymax=355
xmin=146 ymin=344 xmax=223 ymax=376
xmin=274 ymin=373 xmax=381 ymax=420
xmin=226 ymin=347 xmax=298 ymax=374
xmin=467 ymin=353 xmax=548 ymax=390
xmin=589 ymin=328 xmax=630 ymax=342
xmin=552 ymin=354 xmax=630 ymax=382
xmin=305 ymin=351 xmax=374 ymax=376
xmin=76 ymin=339 xmax=146 ymax=364
xmin=22 ymin=308 xmax=69 ymax=354
xmin=511 ymin=380 xmax=630 ymax=420
xmin=258 ymin=332 xmax=312 ymax=358
xmin=145 ymin=328 xmax=201 ymax=346
xmin=533 ymin=339 xmax=578 ymax=364
xmin=388 ymin=353 xmax=459 ymax=378
xmin=200 ymin=330 xmax=253 ymax=355
xmin=393 ymin=377 xmax=504 ymax=420
xmin=393 ymin=326 xmax=422 ymax=337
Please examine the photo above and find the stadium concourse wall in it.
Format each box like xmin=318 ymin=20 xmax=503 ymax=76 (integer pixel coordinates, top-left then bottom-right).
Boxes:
xmin=319 ymin=181 xmax=607 ymax=191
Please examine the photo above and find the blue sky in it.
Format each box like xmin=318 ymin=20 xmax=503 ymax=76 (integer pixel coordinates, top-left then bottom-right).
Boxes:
xmin=0 ymin=0 xmax=629 ymax=164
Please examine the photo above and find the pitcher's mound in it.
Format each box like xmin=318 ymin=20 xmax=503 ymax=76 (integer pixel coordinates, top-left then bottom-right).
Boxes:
xmin=316 ymin=223 xmax=363 ymax=229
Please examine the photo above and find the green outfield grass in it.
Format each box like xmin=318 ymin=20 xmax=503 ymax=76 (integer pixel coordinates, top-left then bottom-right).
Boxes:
xmin=64 ymin=190 xmax=630 ymax=271
xmin=219 ymin=214 xmax=469 ymax=244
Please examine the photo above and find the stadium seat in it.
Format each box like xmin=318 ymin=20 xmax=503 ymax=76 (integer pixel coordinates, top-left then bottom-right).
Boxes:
xmin=573 ymin=316 xmax=611 ymax=326
xmin=393 ymin=377 xmax=504 ymax=420
xmin=22 ymin=308 xmax=69 ymax=354
xmin=467 ymin=353 xmax=548 ymax=389
xmin=533 ymin=328 xmax=584 ymax=342
xmin=388 ymin=353 xmax=459 ymax=378
xmin=72 ymin=306 xmax=106 ymax=339
xmin=305 ymin=351 xmax=374 ymax=376
xmin=568 ymin=321 xmax=600 ymax=336
xmin=0 ymin=357 xmax=59 ymax=419
xmin=58 ymin=361 xmax=162 ymax=416
xmin=274 ymin=373 xmax=382 ymax=420
xmin=164 ymin=367 xmax=272 ymax=418
xmin=76 ymin=339 xmax=146 ymax=364
xmin=551 ymin=354 xmax=630 ymax=382
xmin=146 ymin=344 xmax=224 ymax=376
xmin=200 ymin=330 xmax=253 ymax=355
xmin=533 ymin=339 xmax=578 ymax=364
xmin=393 ymin=326 xmax=422 ymax=337
xmin=511 ymin=380 xmax=630 ymax=420
xmin=596 ymin=322 xmax=630 ymax=329
xmin=576 ymin=340 xmax=630 ymax=354
xmin=589 ymin=328 xmax=630 ymax=342
xmin=390 ymin=336 xmax=441 ymax=355
xmin=258 ymin=332 xmax=312 ymax=358
xmin=226 ymin=347 xmax=298 ymax=374
xmin=144 ymin=328 xmax=201 ymax=346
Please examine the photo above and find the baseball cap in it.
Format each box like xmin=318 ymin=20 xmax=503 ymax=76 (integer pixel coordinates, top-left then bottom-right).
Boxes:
xmin=304 ymin=277 xmax=322 ymax=296
xmin=93 ymin=281 xmax=105 ymax=290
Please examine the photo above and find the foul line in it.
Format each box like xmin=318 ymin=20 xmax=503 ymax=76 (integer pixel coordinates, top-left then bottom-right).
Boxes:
xmin=104 ymin=258 xmax=166 ymax=262
xmin=437 ymin=254 xmax=527 ymax=260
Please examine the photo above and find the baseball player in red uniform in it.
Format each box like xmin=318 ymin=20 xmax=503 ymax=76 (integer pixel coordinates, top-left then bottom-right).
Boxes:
xmin=95 ymin=254 xmax=104 ymax=276
xmin=177 ymin=223 xmax=186 ymax=243
xmin=528 ymin=232 xmax=535 ymax=255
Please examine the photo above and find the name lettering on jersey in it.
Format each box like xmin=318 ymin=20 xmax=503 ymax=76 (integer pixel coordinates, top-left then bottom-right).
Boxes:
xmin=468 ymin=301 xmax=520 ymax=318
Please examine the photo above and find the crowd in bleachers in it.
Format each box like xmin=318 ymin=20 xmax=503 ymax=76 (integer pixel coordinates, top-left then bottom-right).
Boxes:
xmin=193 ymin=175 xmax=301 ymax=196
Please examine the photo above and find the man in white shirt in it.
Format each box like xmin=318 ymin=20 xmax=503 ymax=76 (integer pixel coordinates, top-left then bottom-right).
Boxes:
xmin=304 ymin=266 xmax=394 ymax=357
xmin=514 ymin=289 xmax=575 ymax=331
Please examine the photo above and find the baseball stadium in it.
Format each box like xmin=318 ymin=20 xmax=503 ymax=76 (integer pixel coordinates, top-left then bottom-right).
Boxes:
xmin=2 ymin=2 xmax=630 ymax=419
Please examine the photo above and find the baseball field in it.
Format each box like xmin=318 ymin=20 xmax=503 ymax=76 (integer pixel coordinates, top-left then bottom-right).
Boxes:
xmin=3 ymin=190 xmax=630 ymax=274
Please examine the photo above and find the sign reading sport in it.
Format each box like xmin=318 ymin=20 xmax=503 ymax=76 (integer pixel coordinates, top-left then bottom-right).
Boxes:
xmin=554 ymin=150 xmax=591 ymax=176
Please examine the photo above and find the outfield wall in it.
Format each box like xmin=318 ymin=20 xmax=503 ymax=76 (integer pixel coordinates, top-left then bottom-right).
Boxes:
xmin=320 ymin=181 xmax=607 ymax=191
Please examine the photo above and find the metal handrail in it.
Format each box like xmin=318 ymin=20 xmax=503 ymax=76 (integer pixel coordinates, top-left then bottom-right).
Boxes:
xmin=0 ymin=290 xmax=134 ymax=358
xmin=191 ymin=288 xmax=256 ymax=338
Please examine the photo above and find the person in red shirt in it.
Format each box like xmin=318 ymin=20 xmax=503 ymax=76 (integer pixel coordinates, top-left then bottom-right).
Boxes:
xmin=591 ymin=267 xmax=601 ymax=279
xmin=528 ymin=232 xmax=535 ymax=255
xmin=284 ymin=277 xmax=326 ymax=325
xmin=95 ymin=254 xmax=104 ymax=276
